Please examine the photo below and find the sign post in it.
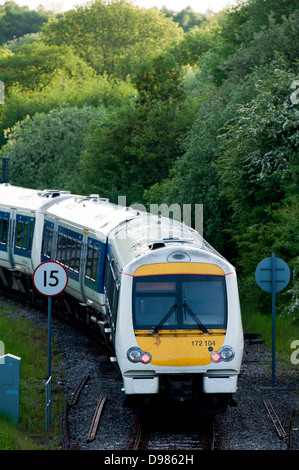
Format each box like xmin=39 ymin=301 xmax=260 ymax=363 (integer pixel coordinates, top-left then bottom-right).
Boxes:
xmin=255 ymin=254 xmax=290 ymax=387
xmin=33 ymin=261 xmax=68 ymax=431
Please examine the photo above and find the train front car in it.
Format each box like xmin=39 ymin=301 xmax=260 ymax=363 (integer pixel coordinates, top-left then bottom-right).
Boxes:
xmin=113 ymin=215 xmax=243 ymax=415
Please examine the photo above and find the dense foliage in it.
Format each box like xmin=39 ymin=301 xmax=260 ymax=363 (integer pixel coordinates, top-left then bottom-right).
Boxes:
xmin=0 ymin=0 xmax=298 ymax=318
xmin=0 ymin=1 xmax=50 ymax=44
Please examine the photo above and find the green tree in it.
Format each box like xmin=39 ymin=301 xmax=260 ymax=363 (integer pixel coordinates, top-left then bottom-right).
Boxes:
xmin=81 ymin=99 xmax=142 ymax=203
xmin=130 ymin=53 xmax=188 ymax=193
xmin=0 ymin=1 xmax=50 ymax=45
xmin=168 ymin=24 xmax=216 ymax=67
xmin=199 ymin=0 xmax=298 ymax=85
xmin=0 ymin=42 xmax=96 ymax=91
xmin=217 ymin=65 xmax=298 ymax=235
xmin=162 ymin=6 xmax=208 ymax=32
xmin=144 ymin=81 xmax=234 ymax=256
xmin=217 ymin=9 xmax=299 ymax=84
xmin=42 ymin=0 xmax=183 ymax=78
xmin=1 ymin=106 xmax=106 ymax=192
xmin=217 ymin=64 xmax=299 ymax=313
xmin=82 ymin=52 xmax=188 ymax=205
xmin=0 ymin=41 xmax=134 ymax=146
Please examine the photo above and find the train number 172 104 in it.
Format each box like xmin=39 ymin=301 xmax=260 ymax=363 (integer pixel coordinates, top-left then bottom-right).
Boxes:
xmin=191 ymin=340 xmax=216 ymax=347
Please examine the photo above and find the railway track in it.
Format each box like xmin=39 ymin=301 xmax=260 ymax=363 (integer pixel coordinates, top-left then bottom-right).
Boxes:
xmin=129 ymin=415 xmax=216 ymax=450
xmin=62 ymin=371 xmax=217 ymax=451
xmin=61 ymin=373 xmax=108 ymax=449
xmin=2 ymin=288 xmax=297 ymax=451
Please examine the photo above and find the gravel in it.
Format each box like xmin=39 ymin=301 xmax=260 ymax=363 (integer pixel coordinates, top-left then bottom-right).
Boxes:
xmin=2 ymin=298 xmax=298 ymax=451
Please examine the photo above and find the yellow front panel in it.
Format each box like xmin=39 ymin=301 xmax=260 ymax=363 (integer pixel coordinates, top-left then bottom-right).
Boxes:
xmin=133 ymin=262 xmax=226 ymax=367
xmin=134 ymin=263 xmax=225 ymax=277
xmin=135 ymin=330 xmax=226 ymax=367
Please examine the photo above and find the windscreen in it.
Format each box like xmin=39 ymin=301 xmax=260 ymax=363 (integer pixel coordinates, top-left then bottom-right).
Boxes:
xmin=133 ymin=274 xmax=227 ymax=330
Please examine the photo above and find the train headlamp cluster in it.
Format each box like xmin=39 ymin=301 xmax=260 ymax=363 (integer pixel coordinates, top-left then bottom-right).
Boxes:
xmin=211 ymin=346 xmax=235 ymax=363
xmin=127 ymin=347 xmax=152 ymax=364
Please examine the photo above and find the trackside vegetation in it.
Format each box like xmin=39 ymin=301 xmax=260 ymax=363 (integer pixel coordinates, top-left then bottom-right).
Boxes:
xmin=0 ymin=301 xmax=63 ymax=449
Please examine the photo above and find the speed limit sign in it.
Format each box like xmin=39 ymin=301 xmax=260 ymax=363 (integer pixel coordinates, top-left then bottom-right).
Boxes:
xmin=32 ymin=261 xmax=68 ymax=430
xmin=33 ymin=261 xmax=68 ymax=297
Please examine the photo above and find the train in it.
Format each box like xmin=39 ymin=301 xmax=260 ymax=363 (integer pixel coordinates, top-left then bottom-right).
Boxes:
xmin=0 ymin=183 xmax=243 ymax=415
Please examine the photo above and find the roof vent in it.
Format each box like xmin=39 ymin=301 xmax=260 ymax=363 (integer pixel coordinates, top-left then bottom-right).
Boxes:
xmin=149 ymin=242 xmax=165 ymax=250
xmin=40 ymin=189 xmax=68 ymax=198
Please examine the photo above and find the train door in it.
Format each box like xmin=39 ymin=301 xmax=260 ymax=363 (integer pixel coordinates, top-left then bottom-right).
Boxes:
xmin=7 ymin=208 xmax=15 ymax=268
xmin=104 ymin=247 xmax=121 ymax=344
xmin=12 ymin=212 xmax=35 ymax=273
xmin=81 ymin=232 xmax=107 ymax=312
xmin=0 ymin=209 xmax=11 ymax=269
xmin=41 ymin=220 xmax=55 ymax=262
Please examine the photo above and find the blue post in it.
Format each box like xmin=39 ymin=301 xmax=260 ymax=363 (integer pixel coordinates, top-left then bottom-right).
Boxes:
xmin=45 ymin=376 xmax=52 ymax=433
xmin=48 ymin=296 xmax=51 ymax=378
xmin=46 ymin=296 xmax=52 ymax=433
xmin=271 ymin=253 xmax=276 ymax=387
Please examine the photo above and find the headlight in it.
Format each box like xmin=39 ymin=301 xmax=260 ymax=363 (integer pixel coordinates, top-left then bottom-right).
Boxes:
xmin=211 ymin=346 xmax=235 ymax=363
xmin=127 ymin=347 xmax=152 ymax=364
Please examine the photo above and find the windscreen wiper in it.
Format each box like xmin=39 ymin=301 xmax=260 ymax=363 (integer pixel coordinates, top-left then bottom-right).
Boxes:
xmin=183 ymin=301 xmax=209 ymax=334
xmin=150 ymin=303 xmax=177 ymax=335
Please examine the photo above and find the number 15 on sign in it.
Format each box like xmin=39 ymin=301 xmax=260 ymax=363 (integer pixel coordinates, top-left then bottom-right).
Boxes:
xmin=33 ymin=261 xmax=68 ymax=297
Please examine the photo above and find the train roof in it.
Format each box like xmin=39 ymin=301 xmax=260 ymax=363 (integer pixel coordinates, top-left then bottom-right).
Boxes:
xmin=0 ymin=183 xmax=71 ymax=211
xmin=43 ymin=193 xmax=211 ymax=254
xmin=109 ymin=211 xmax=225 ymax=268
xmin=44 ymin=193 xmax=139 ymax=236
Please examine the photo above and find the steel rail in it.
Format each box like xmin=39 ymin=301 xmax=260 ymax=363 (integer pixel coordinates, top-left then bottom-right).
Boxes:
xmin=263 ymin=399 xmax=287 ymax=439
xmin=129 ymin=415 xmax=215 ymax=450
xmin=208 ymin=420 xmax=215 ymax=450
xmin=86 ymin=395 xmax=107 ymax=442
xmin=61 ymin=403 xmax=71 ymax=450
xmin=283 ymin=408 xmax=295 ymax=449
xmin=132 ymin=420 xmax=143 ymax=450
xmin=70 ymin=374 xmax=90 ymax=406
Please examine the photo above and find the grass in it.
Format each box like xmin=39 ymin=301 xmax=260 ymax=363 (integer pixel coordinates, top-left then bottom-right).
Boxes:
xmin=241 ymin=302 xmax=299 ymax=367
xmin=0 ymin=300 xmax=64 ymax=450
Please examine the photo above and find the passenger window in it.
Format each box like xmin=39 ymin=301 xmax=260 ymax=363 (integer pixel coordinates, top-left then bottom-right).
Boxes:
xmin=14 ymin=216 xmax=35 ymax=253
xmin=0 ymin=218 xmax=8 ymax=245
xmin=70 ymin=238 xmax=77 ymax=270
xmin=61 ymin=235 xmax=67 ymax=265
xmin=29 ymin=222 xmax=34 ymax=251
xmin=86 ymin=245 xmax=98 ymax=282
xmin=66 ymin=237 xmax=72 ymax=266
xmin=75 ymin=241 xmax=81 ymax=272
xmin=86 ymin=246 xmax=93 ymax=279
xmin=42 ymin=227 xmax=53 ymax=259
xmin=16 ymin=221 xmax=23 ymax=248
xmin=57 ymin=233 xmax=63 ymax=261
xmin=55 ymin=227 xmax=82 ymax=274
xmin=46 ymin=229 xmax=53 ymax=258
xmin=92 ymin=248 xmax=98 ymax=281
